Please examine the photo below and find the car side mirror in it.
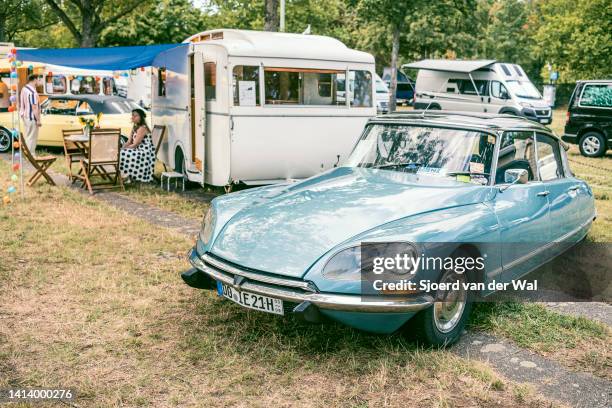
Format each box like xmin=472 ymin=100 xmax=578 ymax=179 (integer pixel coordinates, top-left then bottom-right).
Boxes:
xmin=500 ymin=168 xmax=528 ymax=191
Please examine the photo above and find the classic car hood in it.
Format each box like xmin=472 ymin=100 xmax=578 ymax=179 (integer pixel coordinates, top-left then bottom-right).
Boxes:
xmin=210 ymin=167 xmax=493 ymax=278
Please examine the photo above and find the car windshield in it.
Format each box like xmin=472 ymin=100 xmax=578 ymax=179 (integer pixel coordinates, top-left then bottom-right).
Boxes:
xmin=375 ymin=79 xmax=388 ymax=93
xmin=345 ymin=124 xmax=497 ymax=181
xmin=505 ymin=80 xmax=541 ymax=99
xmin=102 ymin=99 xmax=142 ymax=114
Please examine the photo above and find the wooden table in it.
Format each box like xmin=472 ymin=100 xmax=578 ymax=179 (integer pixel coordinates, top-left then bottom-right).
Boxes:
xmin=64 ymin=134 xmax=89 ymax=185
xmin=65 ymin=134 xmax=89 ymax=156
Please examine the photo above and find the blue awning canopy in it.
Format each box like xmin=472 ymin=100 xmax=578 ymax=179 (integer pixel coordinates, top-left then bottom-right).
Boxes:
xmin=16 ymin=44 xmax=186 ymax=71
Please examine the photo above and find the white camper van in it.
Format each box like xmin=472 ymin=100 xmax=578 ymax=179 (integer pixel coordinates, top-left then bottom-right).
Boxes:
xmin=406 ymin=59 xmax=552 ymax=124
xmin=151 ymin=29 xmax=376 ymax=188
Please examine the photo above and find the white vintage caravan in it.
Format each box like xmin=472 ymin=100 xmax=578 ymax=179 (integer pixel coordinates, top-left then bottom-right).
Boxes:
xmin=151 ymin=29 xmax=376 ymax=188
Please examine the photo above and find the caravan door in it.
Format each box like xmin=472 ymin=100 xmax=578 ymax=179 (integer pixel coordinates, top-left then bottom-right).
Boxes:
xmin=192 ymin=51 xmax=206 ymax=185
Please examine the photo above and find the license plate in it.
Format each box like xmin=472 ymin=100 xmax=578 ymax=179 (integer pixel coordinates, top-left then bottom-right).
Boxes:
xmin=216 ymin=281 xmax=284 ymax=315
xmin=540 ymin=119 xmax=548 ymax=123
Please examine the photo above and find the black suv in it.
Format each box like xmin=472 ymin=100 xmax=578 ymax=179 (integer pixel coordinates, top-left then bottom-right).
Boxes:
xmin=563 ymin=80 xmax=612 ymax=157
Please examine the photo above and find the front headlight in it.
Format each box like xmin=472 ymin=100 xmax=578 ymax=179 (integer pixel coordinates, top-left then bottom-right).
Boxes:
xmin=321 ymin=243 xmax=420 ymax=281
xmin=199 ymin=207 xmax=215 ymax=246
xmin=322 ymin=246 xmax=362 ymax=281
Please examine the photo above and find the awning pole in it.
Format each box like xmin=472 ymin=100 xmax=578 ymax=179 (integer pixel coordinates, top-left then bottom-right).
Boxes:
xmin=468 ymin=73 xmax=481 ymax=100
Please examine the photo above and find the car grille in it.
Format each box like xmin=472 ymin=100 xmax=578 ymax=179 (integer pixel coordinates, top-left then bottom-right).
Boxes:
xmin=201 ymin=253 xmax=318 ymax=295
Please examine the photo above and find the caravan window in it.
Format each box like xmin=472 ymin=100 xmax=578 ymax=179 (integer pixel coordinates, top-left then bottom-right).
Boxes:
xmin=204 ymin=62 xmax=216 ymax=101
xmin=263 ymin=68 xmax=346 ymax=106
xmin=45 ymin=76 xmax=67 ymax=94
xmin=350 ymin=70 xmax=372 ymax=107
xmin=158 ymin=67 xmax=166 ymax=97
xmin=70 ymin=77 xmax=99 ymax=95
xmin=233 ymin=66 xmax=260 ymax=106
xmin=449 ymin=79 xmax=489 ymax=96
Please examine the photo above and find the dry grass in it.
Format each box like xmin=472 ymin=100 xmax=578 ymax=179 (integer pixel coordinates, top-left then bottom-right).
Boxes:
xmin=0 ymin=160 xmax=557 ymax=408
xmin=471 ymin=303 xmax=611 ymax=379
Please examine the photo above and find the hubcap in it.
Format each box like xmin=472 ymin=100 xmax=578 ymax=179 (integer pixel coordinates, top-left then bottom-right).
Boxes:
xmin=0 ymin=131 xmax=9 ymax=152
xmin=583 ymin=136 xmax=600 ymax=155
xmin=433 ymin=270 xmax=467 ymax=333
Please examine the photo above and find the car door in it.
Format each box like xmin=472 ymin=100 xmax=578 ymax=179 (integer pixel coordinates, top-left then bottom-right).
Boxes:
xmin=536 ymin=133 xmax=591 ymax=251
xmin=39 ymin=98 xmax=79 ymax=146
xmin=492 ymin=131 xmax=552 ymax=282
xmin=489 ymin=81 xmax=512 ymax=114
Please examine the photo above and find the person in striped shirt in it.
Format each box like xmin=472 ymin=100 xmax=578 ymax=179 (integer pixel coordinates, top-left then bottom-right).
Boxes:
xmin=19 ymin=75 xmax=42 ymax=154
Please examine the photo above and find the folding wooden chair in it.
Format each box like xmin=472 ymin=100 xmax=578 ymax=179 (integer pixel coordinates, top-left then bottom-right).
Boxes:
xmin=62 ymin=128 xmax=86 ymax=181
xmin=151 ymin=125 xmax=168 ymax=172
xmin=19 ymin=133 xmax=56 ymax=186
xmin=75 ymin=128 xmax=124 ymax=194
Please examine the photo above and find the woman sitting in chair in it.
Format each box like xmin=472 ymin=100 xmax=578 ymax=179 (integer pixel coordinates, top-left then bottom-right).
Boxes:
xmin=120 ymin=108 xmax=155 ymax=183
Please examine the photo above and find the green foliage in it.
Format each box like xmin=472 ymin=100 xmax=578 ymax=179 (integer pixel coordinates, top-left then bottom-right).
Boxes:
xmin=0 ymin=0 xmax=55 ymax=43
xmin=531 ymin=0 xmax=612 ymax=82
xmin=8 ymin=0 xmax=611 ymax=83
xmin=100 ymin=0 xmax=205 ymax=46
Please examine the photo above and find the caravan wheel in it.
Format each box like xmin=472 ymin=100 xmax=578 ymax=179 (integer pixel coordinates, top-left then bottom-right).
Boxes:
xmin=174 ymin=148 xmax=187 ymax=178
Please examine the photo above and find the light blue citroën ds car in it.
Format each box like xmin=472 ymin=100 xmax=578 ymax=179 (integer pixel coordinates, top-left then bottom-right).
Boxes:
xmin=183 ymin=112 xmax=596 ymax=346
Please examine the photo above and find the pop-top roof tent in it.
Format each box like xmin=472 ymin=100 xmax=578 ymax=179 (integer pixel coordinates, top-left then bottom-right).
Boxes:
xmin=183 ymin=29 xmax=374 ymax=64
xmin=403 ymin=59 xmax=497 ymax=73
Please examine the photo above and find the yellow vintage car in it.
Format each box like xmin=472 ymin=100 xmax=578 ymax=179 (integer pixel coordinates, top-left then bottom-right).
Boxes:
xmin=0 ymin=95 xmax=146 ymax=152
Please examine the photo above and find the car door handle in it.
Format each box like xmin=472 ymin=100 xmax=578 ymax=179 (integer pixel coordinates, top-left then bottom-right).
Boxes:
xmin=537 ymin=191 xmax=550 ymax=197
xmin=568 ymin=186 xmax=580 ymax=192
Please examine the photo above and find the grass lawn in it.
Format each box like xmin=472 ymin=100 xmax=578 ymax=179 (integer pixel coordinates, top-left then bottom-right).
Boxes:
xmin=0 ymin=160 xmax=555 ymax=407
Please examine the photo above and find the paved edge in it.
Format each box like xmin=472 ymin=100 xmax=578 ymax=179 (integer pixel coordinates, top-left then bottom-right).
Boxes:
xmin=455 ymin=332 xmax=611 ymax=408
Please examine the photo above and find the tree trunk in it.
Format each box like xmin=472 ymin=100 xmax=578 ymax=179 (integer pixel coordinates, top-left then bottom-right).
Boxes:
xmin=0 ymin=21 xmax=6 ymax=43
xmin=80 ymin=5 xmax=96 ymax=47
xmin=264 ymin=0 xmax=279 ymax=32
xmin=389 ymin=25 xmax=400 ymax=112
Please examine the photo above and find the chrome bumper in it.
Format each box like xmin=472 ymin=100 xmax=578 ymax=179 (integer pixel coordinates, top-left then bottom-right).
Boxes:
xmin=187 ymin=248 xmax=433 ymax=313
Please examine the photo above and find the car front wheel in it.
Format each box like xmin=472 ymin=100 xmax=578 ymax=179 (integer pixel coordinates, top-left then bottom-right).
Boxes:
xmin=579 ymin=132 xmax=606 ymax=157
xmin=411 ymin=251 xmax=473 ymax=347
xmin=0 ymin=128 xmax=11 ymax=153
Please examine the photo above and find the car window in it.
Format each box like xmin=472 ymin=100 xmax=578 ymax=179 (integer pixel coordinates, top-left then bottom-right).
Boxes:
xmin=496 ymin=131 xmax=537 ymax=184
xmin=536 ymin=133 xmax=564 ymax=181
xmin=76 ymin=101 xmax=94 ymax=115
xmin=44 ymin=99 xmax=78 ymax=115
xmin=579 ymin=84 xmax=612 ymax=108
xmin=490 ymin=81 xmax=509 ymax=99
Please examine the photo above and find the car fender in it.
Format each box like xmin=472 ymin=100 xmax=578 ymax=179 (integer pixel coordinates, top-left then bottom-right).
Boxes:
xmin=305 ymin=203 xmax=502 ymax=295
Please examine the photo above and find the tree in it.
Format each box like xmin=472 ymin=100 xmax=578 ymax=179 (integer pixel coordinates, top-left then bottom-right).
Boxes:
xmin=264 ymin=0 xmax=279 ymax=31
xmin=355 ymin=0 xmax=416 ymax=112
xmin=530 ymin=0 xmax=612 ymax=82
xmin=0 ymin=0 xmax=56 ymax=42
xmin=44 ymin=0 xmax=144 ymax=47
xmin=100 ymin=0 xmax=204 ymax=46
xmin=201 ymin=0 xmax=265 ymax=31
xmin=474 ymin=0 xmax=539 ymax=79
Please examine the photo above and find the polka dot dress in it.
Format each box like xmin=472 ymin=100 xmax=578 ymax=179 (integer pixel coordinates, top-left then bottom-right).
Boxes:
xmin=119 ymin=132 xmax=155 ymax=182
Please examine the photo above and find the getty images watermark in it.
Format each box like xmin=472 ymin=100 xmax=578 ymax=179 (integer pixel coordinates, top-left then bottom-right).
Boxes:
xmin=359 ymin=242 xmax=611 ymax=302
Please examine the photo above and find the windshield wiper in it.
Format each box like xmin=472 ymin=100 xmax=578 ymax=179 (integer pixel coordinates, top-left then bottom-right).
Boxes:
xmin=446 ymin=171 xmax=490 ymax=176
xmin=373 ymin=162 xmax=424 ymax=170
